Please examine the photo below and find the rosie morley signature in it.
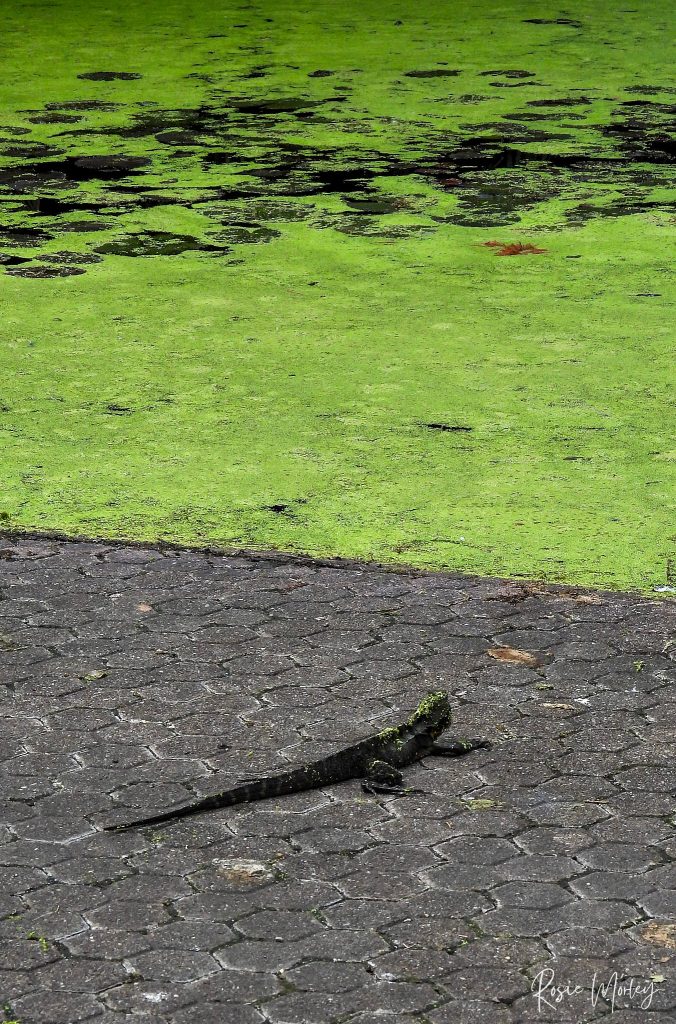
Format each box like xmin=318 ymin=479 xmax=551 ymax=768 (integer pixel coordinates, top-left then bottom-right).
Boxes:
xmin=531 ymin=967 xmax=657 ymax=1013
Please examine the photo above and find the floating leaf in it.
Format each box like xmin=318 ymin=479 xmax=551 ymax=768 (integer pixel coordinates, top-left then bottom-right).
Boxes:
xmin=496 ymin=242 xmax=547 ymax=256
xmin=479 ymin=240 xmax=547 ymax=255
xmin=487 ymin=646 xmax=543 ymax=667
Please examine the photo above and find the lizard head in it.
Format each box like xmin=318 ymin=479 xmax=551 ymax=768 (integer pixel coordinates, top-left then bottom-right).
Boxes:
xmin=409 ymin=690 xmax=452 ymax=739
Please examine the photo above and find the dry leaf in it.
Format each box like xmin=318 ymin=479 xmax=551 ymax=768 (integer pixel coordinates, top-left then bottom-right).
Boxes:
xmin=487 ymin=646 xmax=543 ymax=668
xmin=81 ymin=669 xmax=107 ymax=681
xmin=136 ymin=602 xmax=153 ymax=613
xmin=541 ymin=702 xmax=577 ymax=711
xmin=572 ymin=594 xmax=604 ymax=605
xmin=214 ymin=858 xmax=273 ymax=885
xmin=496 ymin=242 xmax=547 ymax=256
xmin=640 ymin=921 xmax=676 ymax=950
xmin=463 ymin=798 xmax=502 ymax=811
xmin=480 ymin=240 xmax=547 ymax=255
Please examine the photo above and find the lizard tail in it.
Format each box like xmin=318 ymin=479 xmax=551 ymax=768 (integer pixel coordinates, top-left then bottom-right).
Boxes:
xmin=104 ymin=764 xmax=337 ymax=832
xmin=103 ymin=785 xmax=249 ymax=831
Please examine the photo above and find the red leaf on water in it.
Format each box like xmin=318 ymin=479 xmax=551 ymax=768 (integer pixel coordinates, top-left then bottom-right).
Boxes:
xmin=479 ymin=241 xmax=547 ymax=255
xmin=496 ymin=242 xmax=547 ymax=255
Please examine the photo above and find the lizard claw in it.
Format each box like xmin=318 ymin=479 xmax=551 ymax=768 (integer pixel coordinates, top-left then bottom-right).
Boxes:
xmin=361 ymin=780 xmax=424 ymax=797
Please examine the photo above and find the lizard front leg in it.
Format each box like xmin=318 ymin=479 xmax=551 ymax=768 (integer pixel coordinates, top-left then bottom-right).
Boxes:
xmin=362 ymin=759 xmax=409 ymax=795
xmin=429 ymin=738 xmax=492 ymax=757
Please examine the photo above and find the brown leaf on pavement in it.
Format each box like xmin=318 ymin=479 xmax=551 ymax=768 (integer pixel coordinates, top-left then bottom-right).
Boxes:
xmin=487 ymin=646 xmax=543 ymax=667
xmin=640 ymin=922 xmax=676 ymax=950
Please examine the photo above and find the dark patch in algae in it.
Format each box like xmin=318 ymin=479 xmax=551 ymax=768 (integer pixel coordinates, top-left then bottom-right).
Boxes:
xmin=404 ymin=69 xmax=462 ymax=78
xmin=77 ymin=71 xmax=142 ymax=81
xmin=422 ymin=423 xmax=473 ymax=433
xmin=95 ymin=231 xmax=226 ymax=257
xmin=0 ymin=27 xmax=672 ymax=275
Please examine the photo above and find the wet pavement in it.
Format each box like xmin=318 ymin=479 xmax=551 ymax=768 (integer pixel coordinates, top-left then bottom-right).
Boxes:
xmin=0 ymin=537 xmax=674 ymax=1022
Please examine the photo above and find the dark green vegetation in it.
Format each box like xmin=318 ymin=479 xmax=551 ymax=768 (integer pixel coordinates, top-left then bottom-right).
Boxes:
xmin=0 ymin=0 xmax=673 ymax=589
xmin=106 ymin=690 xmax=490 ymax=830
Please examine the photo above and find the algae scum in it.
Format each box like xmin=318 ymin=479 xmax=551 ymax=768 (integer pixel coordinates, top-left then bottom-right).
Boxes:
xmin=0 ymin=0 xmax=674 ymax=590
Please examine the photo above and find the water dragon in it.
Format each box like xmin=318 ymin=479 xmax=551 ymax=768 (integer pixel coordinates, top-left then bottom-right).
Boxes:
xmin=105 ymin=690 xmax=490 ymax=831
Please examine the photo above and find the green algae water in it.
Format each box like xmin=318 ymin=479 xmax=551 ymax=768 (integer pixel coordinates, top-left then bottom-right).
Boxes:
xmin=0 ymin=0 xmax=674 ymax=591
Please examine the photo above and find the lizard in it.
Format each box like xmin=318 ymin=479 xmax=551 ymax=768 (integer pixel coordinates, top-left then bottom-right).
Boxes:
xmin=104 ymin=690 xmax=490 ymax=831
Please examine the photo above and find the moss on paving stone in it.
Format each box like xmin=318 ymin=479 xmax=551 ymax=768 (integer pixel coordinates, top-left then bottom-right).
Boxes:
xmin=0 ymin=0 xmax=674 ymax=591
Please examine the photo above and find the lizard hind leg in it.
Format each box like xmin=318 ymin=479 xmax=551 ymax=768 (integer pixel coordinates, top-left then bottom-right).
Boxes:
xmin=429 ymin=737 xmax=492 ymax=757
xmin=362 ymin=759 xmax=409 ymax=796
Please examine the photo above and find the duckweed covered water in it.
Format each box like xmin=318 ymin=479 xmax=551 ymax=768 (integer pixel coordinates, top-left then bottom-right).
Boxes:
xmin=0 ymin=0 xmax=674 ymax=590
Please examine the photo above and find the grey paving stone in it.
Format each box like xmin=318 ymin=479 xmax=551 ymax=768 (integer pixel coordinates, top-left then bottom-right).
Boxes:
xmin=171 ymin=1006 xmax=265 ymax=1024
xmin=429 ymin=1001 xmax=513 ymax=1024
xmin=11 ymin=991 xmax=105 ymax=1023
xmin=0 ymin=537 xmax=674 ymax=1023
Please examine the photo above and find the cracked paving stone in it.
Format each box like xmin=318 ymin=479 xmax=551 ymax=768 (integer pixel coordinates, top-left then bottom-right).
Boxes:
xmin=383 ymin=915 xmax=476 ymax=950
xmin=495 ymin=853 xmax=586 ymax=881
xmin=12 ymin=991 xmax=109 ymax=1023
xmin=233 ymin=908 xmax=325 ymax=941
xmin=84 ymin=899 xmax=174 ymax=931
xmin=492 ymin=880 xmax=575 ymax=909
xmin=546 ymin=926 xmax=636 ymax=959
xmin=263 ymin=980 xmax=441 ymax=1022
xmin=576 ymin=842 xmax=665 ymax=873
xmin=335 ymin=867 xmax=430 ymax=899
xmin=126 ymin=949 xmax=221 ymax=982
xmin=283 ymin=959 xmax=370 ymax=990
xmin=438 ymin=966 xmax=531 ymax=1002
xmin=171 ymin=1006 xmax=265 ymax=1024
xmin=215 ymin=938 xmax=310 ymax=973
xmin=1 ymin=537 xmax=674 ymax=1023
xmin=429 ymin=1002 xmax=513 ymax=1024
xmin=568 ymin=870 xmax=657 ymax=901
xmin=369 ymin=946 xmax=459 ymax=979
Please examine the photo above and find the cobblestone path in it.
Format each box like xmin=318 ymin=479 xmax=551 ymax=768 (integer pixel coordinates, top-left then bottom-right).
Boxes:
xmin=1 ymin=538 xmax=674 ymax=1023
